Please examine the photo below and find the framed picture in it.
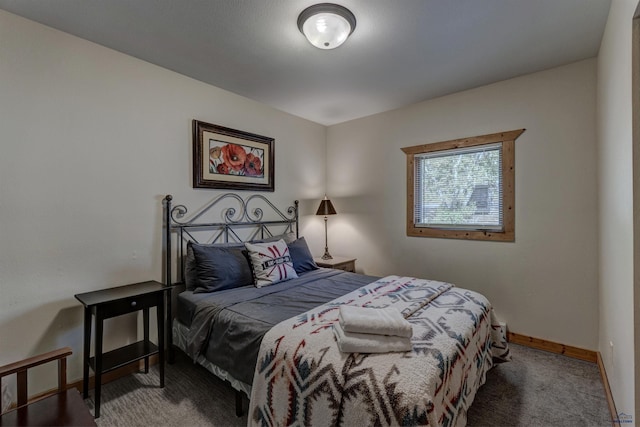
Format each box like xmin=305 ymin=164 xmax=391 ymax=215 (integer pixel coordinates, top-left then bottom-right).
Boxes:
xmin=193 ymin=120 xmax=274 ymax=191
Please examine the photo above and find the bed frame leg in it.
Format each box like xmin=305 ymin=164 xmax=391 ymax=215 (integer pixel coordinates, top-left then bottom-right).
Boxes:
xmin=235 ymin=390 xmax=243 ymax=417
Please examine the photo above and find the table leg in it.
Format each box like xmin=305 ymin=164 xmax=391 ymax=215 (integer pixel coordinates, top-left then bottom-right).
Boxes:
xmin=157 ymin=295 xmax=165 ymax=388
xmin=82 ymin=307 xmax=91 ymax=399
xmin=94 ymin=310 xmax=103 ymax=419
xmin=143 ymin=307 xmax=149 ymax=374
xmin=167 ymin=286 xmax=174 ymax=364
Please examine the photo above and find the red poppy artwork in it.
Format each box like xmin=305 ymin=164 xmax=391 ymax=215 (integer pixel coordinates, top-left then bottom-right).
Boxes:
xmin=209 ymin=142 xmax=265 ymax=178
xmin=193 ymin=120 xmax=274 ymax=191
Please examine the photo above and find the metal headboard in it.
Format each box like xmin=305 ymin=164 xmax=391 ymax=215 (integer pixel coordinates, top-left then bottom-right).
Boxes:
xmin=163 ymin=193 xmax=299 ymax=288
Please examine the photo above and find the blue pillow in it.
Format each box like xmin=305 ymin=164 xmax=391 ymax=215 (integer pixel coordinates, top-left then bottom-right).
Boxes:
xmin=189 ymin=242 xmax=253 ymax=293
xmin=183 ymin=232 xmax=296 ymax=291
xmin=288 ymin=237 xmax=319 ymax=274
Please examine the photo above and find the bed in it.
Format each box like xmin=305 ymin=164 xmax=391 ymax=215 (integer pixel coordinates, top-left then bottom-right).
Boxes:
xmin=163 ymin=193 xmax=510 ymax=426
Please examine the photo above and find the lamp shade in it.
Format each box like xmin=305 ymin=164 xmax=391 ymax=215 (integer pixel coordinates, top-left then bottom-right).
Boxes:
xmin=316 ymin=198 xmax=337 ymax=216
xmin=297 ymin=3 xmax=356 ymax=50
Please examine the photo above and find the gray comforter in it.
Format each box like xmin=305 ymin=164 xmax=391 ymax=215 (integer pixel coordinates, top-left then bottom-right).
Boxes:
xmin=179 ymin=268 xmax=378 ymax=385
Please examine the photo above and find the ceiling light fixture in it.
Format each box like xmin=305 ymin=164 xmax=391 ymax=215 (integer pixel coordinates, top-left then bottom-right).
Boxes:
xmin=297 ymin=3 xmax=356 ymax=50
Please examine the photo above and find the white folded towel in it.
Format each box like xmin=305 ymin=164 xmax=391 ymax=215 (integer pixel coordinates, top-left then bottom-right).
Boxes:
xmin=333 ymin=322 xmax=412 ymax=354
xmin=338 ymin=305 xmax=413 ymax=338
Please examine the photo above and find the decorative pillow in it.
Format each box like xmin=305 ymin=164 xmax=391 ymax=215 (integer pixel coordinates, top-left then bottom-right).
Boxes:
xmin=244 ymin=239 xmax=298 ymax=288
xmin=189 ymin=242 xmax=253 ymax=293
xmin=287 ymin=237 xmax=319 ymax=274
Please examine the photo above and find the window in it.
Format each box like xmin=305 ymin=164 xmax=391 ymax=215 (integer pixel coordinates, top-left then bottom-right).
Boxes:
xmin=401 ymin=129 xmax=524 ymax=241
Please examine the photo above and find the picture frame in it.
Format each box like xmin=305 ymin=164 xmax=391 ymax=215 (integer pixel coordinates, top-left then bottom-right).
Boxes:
xmin=193 ymin=120 xmax=275 ymax=192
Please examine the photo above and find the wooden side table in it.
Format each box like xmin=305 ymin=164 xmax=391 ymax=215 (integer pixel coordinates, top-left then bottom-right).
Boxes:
xmin=74 ymin=281 xmax=168 ymax=418
xmin=314 ymin=256 xmax=356 ymax=272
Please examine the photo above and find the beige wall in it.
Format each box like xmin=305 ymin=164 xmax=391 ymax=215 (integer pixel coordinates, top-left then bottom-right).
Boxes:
xmin=597 ymin=0 xmax=638 ymax=420
xmin=0 ymin=10 xmax=326 ymax=394
xmin=326 ymin=59 xmax=599 ymax=350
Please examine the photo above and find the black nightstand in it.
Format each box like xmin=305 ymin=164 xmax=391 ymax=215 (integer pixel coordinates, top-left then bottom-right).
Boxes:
xmin=75 ymin=281 xmax=168 ymax=418
xmin=314 ymin=256 xmax=356 ymax=272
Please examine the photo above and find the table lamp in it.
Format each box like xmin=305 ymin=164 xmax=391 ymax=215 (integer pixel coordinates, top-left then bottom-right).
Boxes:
xmin=315 ymin=196 xmax=337 ymax=260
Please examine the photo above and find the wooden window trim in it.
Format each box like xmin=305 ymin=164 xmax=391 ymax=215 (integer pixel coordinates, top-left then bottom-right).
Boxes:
xmin=401 ymin=129 xmax=525 ymax=242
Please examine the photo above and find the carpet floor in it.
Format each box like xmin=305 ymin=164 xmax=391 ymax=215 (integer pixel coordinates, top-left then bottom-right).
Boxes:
xmin=467 ymin=344 xmax=611 ymax=426
xmin=85 ymin=343 xmax=611 ymax=426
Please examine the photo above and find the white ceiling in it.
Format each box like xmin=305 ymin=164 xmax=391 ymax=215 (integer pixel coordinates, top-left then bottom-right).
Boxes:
xmin=0 ymin=0 xmax=611 ymax=126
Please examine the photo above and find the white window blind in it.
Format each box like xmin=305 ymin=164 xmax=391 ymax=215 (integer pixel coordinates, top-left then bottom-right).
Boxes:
xmin=414 ymin=142 xmax=503 ymax=231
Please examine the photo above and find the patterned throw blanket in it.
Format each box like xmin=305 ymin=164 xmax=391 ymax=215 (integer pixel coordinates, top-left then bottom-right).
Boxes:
xmin=248 ymin=276 xmax=510 ymax=427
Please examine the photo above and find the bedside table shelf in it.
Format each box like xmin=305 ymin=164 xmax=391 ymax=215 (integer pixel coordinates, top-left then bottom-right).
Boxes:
xmin=75 ymin=280 xmax=168 ymax=418
xmin=314 ymin=256 xmax=356 ymax=272
xmin=88 ymin=341 xmax=159 ymax=374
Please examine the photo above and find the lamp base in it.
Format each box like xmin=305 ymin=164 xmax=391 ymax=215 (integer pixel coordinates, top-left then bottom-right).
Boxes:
xmin=321 ymin=251 xmax=333 ymax=260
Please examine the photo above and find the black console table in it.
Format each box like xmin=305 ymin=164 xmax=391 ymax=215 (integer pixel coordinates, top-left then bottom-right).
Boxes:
xmin=75 ymin=281 xmax=167 ymax=418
